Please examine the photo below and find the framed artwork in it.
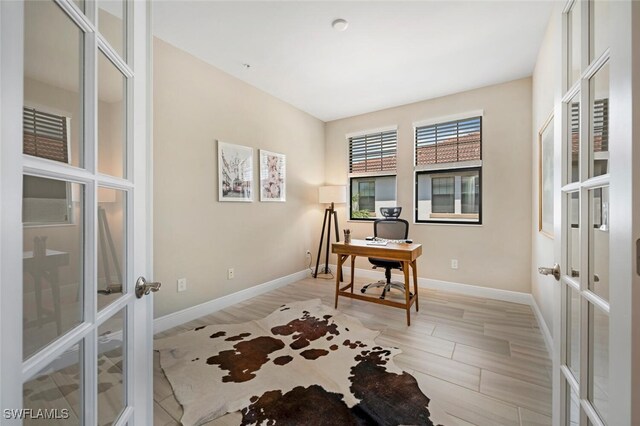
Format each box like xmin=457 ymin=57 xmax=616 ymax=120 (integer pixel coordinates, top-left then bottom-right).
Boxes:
xmin=218 ymin=141 xmax=253 ymax=202
xmin=259 ymin=150 xmax=286 ymax=202
xmin=538 ymin=114 xmax=554 ymax=238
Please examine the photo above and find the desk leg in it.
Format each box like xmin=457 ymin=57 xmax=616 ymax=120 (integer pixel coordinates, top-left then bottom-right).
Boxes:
xmin=33 ymin=271 xmax=44 ymax=328
xmin=403 ymin=261 xmax=411 ymax=326
xmin=49 ymin=268 xmax=62 ymax=334
xmin=350 ymin=255 xmax=356 ymax=294
xmin=335 ymin=254 xmax=347 ymax=309
xmin=412 ymin=260 xmax=419 ymax=312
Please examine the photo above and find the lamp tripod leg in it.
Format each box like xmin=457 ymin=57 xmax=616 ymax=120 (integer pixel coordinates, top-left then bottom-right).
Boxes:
xmin=314 ymin=209 xmax=329 ymax=278
xmin=324 ymin=208 xmax=332 ymax=274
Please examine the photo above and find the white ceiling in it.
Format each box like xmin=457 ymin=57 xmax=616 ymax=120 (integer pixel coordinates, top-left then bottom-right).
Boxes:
xmin=153 ymin=1 xmax=556 ymax=122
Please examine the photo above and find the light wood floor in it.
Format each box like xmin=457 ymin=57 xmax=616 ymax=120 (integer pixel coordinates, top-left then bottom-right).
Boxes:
xmin=153 ymin=277 xmax=552 ymax=426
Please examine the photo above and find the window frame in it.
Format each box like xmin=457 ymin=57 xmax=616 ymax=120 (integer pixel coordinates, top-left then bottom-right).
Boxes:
xmin=415 ymin=166 xmax=483 ymax=225
xmin=349 ymin=173 xmax=397 ymax=222
xmin=413 ymin=111 xmax=484 ymax=226
xmin=347 ymin=125 xmax=398 ymax=221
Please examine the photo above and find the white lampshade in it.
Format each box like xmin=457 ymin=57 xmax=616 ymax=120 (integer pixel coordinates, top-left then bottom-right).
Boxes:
xmin=319 ymin=185 xmax=346 ymax=204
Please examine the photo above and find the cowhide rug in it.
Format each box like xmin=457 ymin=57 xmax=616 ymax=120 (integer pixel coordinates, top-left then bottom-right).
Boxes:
xmin=155 ymin=299 xmax=447 ymax=426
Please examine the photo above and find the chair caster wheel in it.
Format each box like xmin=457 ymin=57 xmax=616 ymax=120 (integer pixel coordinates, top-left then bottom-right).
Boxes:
xmin=361 ymin=288 xmax=366 ymax=294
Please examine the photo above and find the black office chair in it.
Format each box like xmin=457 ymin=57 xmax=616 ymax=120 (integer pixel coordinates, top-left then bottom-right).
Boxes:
xmin=361 ymin=209 xmax=412 ymax=300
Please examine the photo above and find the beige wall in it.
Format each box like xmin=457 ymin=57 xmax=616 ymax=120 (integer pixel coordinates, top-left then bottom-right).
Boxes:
xmin=153 ymin=39 xmax=325 ymax=318
xmin=325 ymin=78 xmax=533 ymax=293
xmin=531 ymin=8 xmax=561 ymax=332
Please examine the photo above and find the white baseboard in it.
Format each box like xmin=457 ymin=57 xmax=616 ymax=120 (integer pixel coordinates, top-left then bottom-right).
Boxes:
xmin=329 ymin=264 xmax=532 ymax=305
xmin=153 ymin=269 xmax=310 ymax=334
xmin=528 ymin=294 xmax=554 ymax=357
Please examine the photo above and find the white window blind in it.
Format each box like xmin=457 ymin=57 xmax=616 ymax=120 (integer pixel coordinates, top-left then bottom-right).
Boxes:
xmin=415 ymin=116 xmax=481 ymax=166
xmin=23 ymin=107 xmax=69 ymax=164
xmin=348 ymin=130 xmax=397 ymax=174
xmin=571 ymin=99 xmax=608 ymax=152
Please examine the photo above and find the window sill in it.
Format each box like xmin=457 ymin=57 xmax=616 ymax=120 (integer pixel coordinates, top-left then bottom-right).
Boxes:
xmin=429 ymin=213 xmax=479 ymax=220
xmin=413 ymin=220 xmax=483 ymax=227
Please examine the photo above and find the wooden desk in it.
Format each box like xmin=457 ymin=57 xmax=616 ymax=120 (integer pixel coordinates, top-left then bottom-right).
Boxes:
xmin=332 ymin=239 xmax=422 ymax=326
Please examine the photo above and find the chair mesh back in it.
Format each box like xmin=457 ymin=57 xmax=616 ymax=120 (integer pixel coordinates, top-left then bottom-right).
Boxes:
xmin=374 ymin=219 xmax=409 ymax=240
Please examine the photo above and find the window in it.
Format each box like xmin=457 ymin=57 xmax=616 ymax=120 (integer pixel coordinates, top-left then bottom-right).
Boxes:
xmin=415 ymin=116 xmax=482 ymax=224
xmin=23 ymin=107 xmax=70 ymax=164
xmin=348 ymin=128 xmax=397 ymax=220
xmin=357 ymin=180 xmax=375 ymax=212
xmin=22 ymin=107 xmax=73 ymax=225
xmin=431 ymin=177 xmax=454 ymax=213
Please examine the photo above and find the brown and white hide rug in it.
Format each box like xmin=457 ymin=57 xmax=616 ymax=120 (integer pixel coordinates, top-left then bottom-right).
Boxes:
xmin=155 ymin=299 xmax=448 ymax=426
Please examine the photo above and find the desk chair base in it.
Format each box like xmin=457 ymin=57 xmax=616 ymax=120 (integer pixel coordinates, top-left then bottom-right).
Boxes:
xmin=361 ymin=267 xmax=414 ymax=300
xmin=361 ymin=280 xmax=413 ymax=300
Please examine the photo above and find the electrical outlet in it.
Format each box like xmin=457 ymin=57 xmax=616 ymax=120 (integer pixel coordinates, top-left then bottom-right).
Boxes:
xmin=227 ymin=268 xmax=234 ymax=280
xmin=451 ymin=259 xmax=459 ymax=270
xmin=177 ymin=278 xmax=187 ymax=292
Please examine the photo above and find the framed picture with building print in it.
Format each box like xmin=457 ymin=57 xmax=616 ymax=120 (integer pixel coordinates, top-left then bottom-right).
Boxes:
xmin=218 ymin=141 xmax=254 ymax=202
xmin=538 ymin=113 xmax=554 ymax=238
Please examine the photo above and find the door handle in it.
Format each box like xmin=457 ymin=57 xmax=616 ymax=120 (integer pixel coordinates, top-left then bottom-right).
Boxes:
xmin=538 ymin=263 xmax=561 ymax=281
xmin=135 ymin=276 xmax=161 ymax=298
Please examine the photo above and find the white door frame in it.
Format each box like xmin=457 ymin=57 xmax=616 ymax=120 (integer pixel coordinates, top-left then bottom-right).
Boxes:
xmin=0 ymin=1 xmax=27 ymax=421
xmin=608 ymin=0 xmax=640 ymax=423
xmin=0 ymin=0 xmax=154 ymax=424
xmin=551 ymin=1 xmax=640 ymax=425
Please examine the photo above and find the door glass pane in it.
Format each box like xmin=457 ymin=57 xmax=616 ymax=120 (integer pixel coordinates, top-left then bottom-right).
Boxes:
xmin=567 ymin=384 xmax=579 ymax=426
xmin=23 ymin=177 xmax=84 ymax=359
xmin=23 ymin=343 xmax=82 ymax=425
xmin=589 ymin=187 xmax=609 ymax=300
xmin=590 ymin=63 xmax=609 ymax=177
xmin=98 ymin=309 xmax=126 ymax=425
xmin=589 ymin=303 xmax=609 ymax=423
xmin=72 ymin=0 xmax=84 ymax=13
xmin=568 ymin=94 xmax=580 ymax=183
xmin=98 ymin=188 xmax=126 ymax=311
xmin=98 ymin=52 xmax=126 ymax=178
xmin=567 ymin=2 xmax=582 ymax=86
xmin=99 ymin=0 xmax=126 ymax=59
xmin=591 ymin=0 xmax=609 ymax=61
xmin=24 ymin=0 xmax=84 ymax=168
xmin=567 ymin=286 xmax=580 ymax=380
xmin=567 ymin=192 xmax=580 ymax=280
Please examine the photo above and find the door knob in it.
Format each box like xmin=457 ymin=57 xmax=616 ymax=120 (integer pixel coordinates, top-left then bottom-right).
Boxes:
xmin=135 ymin=276 xmax=161 ymax=298
xmin=538 ymin=263 xmax=561 ymax=281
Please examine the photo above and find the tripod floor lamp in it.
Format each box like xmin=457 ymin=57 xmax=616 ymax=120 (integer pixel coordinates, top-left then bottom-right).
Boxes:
xmin=314 ymin=185 xmax=346 ymax=278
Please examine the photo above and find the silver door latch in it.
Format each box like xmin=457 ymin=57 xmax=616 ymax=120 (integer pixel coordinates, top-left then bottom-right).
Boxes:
xmin=538 ymin=263 xmax=561 ymax=281
xmin=135 ymin=276 xmax=161 ymax=298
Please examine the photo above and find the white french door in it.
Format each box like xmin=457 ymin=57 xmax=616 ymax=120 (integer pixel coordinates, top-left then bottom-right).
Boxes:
xmin=551 ymin=1 xmax=640 ymax=425
xmin=0 ymin=0 xmax=154 ymax=424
